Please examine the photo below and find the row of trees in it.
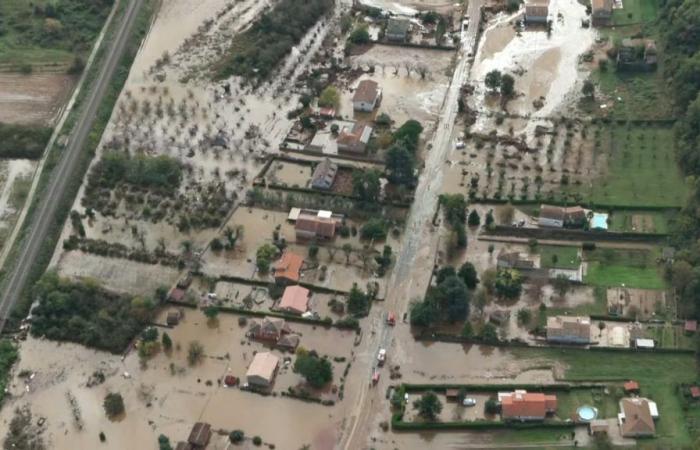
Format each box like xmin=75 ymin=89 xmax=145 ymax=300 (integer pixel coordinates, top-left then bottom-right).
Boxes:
xmin=410 ymin=262 xmax=478 ymax=327
xmin=385 ymin=120 xmax=424 ymax=187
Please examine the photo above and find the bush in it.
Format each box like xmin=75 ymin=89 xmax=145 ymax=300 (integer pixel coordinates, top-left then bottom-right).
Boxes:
xmin=360 ymin=219 xmax=387 ymax=240
xmin=0 ymin=123 xmax=52 ymax=159
xmin=103 ymin=392 xmax=125 ymax=418
xmin=294 ymin=351 xmax=333 ymax=388
xmin=229 ymin=430 xmax=245 ymax=444
xmin=252 ymin=436 xmax=262 ymax=446
xmin=348 ymin=25 xmax=370 ymax=44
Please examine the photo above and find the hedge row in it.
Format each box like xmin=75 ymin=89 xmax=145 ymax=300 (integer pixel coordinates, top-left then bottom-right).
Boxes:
xmin=400 ymin=383 xmax=605 ymax=393
xmin=391 ymin=418 xmax=576 ymax=431
xmin=472 ymin=197 xmax=681 ymax=212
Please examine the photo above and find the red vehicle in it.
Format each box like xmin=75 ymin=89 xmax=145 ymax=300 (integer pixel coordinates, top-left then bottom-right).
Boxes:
xmin=386 ymin=312 xmax=396 ymax=326
xmin=372 ymin=370 xmax=380 ymax=386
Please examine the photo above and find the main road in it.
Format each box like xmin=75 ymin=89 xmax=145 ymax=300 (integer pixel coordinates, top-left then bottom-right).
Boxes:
xmin=339 ymin=1 xmax=484 ymax=448
xmin=0 ymin=0 xmax=145 ymax=330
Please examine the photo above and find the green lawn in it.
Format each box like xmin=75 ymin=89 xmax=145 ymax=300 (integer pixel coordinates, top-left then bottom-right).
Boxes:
xmin=584 ymin=248 xmax=666 ymax=289
xmin=612 ymin=0 xmax=659 ymax=25
xmin=539 ymin=246 xmax=580 ymax=270
xmin=608 ymin=209 xmax=675 ymax=234
xmin=511 ymin=348 xmax=699 ymax=448
xmin=643 ymin=324 xmax=696 ymax=350
xmin=556 ymin=388 xmax=618 ymax=421
xmin=575 ymin=125 xmax=687 ymax=207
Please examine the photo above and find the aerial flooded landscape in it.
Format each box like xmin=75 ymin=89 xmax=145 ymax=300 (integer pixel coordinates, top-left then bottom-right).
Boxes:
xmin=0 ymin=0 xmax=698 ymax=449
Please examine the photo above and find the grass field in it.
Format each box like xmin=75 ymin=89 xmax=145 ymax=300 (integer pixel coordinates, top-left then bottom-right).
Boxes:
xmin=0 ymin=0 xmax=112 ymax=68
xmin=556 ymin=387 xmax=618 ymax=421
xmin=612 ymin=0 xmax=659 ymax=25
xmin=539 ymin=246 xmax=580 ymax=270
xmin=644 ymin=324 xmax=696 ymax=350
xmin=584 ymin=248 xmax=666 ymax=289
xmin=548 ymin=286 xmax=608 ymax=317
xmin=511 ymin=348 xmax=699 ymax=447
xmin=577 ymin=125 xmax=687 ymax=207
xmin=608 ymin=209 xmax=675 ymax=234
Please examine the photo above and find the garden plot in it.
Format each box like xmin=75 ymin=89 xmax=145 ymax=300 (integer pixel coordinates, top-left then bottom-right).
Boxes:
xmin=402 ymin=391 xmax=493 ymax=423
xmin=0 ymin=73 xmax=75 ymax=125
xmin=606 ymin=286 xmax=666 ymax=320
xmin=583 ymin=248 xmax=665 ymax=290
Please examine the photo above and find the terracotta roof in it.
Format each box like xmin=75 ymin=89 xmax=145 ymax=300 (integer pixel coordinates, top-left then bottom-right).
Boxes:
xmin=353 ymin=80 xmax=380 ymax=104
xmin=279 ymin=285 xmax=310 ymax=314
xmin=547 ymin=316 xmax=591 ymax=341
xmin=540 ymin=204 xmax=565 ymax=221
xmin=501 ymin=391 xmax=557 ymax=419
xmin=592 ymin=0 xmax=612 ymax=13
xmin=685 ymin=320 xmax=697 ymax=332
xmin=690 ymin=386 xmax=700 ymax=398
xmin=274 ymin=251 xmax=304 ymax=282
xmin=624 ymin=380 xmax=640 ymax=392
xmin=187 ymin=422 xmax=211 ymax=447
xmin=620 ymin=398 xmax=655 ymax=437
xmin=247 ymin=352 xmax=279 ymax=382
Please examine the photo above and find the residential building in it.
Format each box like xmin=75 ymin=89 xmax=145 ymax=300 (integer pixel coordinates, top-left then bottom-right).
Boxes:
xmin=538 ymin=204 xmax=588 ymax=228
xmin=187 ymin=422 xmax=211 ymax=449
xmin=546 ymin=316 xmax=591 ymax=344
xmin=386 ymin=18 xmax=411 ymax=41
xmin=496 ymin=252 xmax=535 ymax=270
xmin=295 ymin=211 xmax=338 ymax=240
xmin=273 ymin=251 xmax=304 ymax=284
xmin=166 ymin=310 xmax=181 ymax=326
xmin=246 ymin=352 xmax=280 ymax=388
xmin=276 ymin=333 xmax=301 ymax=351
xmin=618 ymin=398 xmax=657 ymax=437
xmin=248 ymin=317 xmax=291 ymax=341
xmin=525 ymin=0 xmax=549 ymax=23
xmin=278 ymin=285 xmax=310 ymax=315
xmin=352 ymin=80 xmax=382 ymax=112
xmin=591 ymin=0 xmax=613 ymax=26
xmin=337 ymin=122 xmax=373 ymax=154
xmin=499 ymin=390 xmax=557 ymax=421
xmin=311 ymin=158 xmax=338 ymax=190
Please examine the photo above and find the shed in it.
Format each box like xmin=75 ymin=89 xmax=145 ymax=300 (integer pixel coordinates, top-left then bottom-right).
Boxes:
xmin=445 ymin=389 xmax=460 ymax=401
xmin=278 ymin=285 xmax=310 ymax=315
xmin=690 ymin=386 xmax=700 ymax=399
xmin=685 ymin=320 xmax=697 ymax=333
xmin=589 ymin=419 xmax=609 ymax=435
xmin=288 ymin=207 xmax=302 ymax=221
xmin=166 ymin=310 xmax=181 ymax=326
xmin=246 ymin=352 xmax=280 ymax=388
xmin=623 ymin=380 xmax=640 ymax=393
xmin=386 ymin=18 xmax=411 ymax=41
xmin=169 ymin=288 xmax=186 ymax=302
xmin=634 ymin=338 xmax=655 ymax=349
xmin=187 ymin=422 xmax=211 ymax=448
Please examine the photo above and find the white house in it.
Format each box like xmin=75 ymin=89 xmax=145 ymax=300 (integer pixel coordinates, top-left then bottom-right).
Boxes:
xmin=352 ymin=80 xmax=382 ymax=112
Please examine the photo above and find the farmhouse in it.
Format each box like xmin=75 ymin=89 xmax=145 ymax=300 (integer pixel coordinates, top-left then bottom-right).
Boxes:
xmin=524 ymin=0 xmax=549 ymax=24
xmin=273 ymin=251 xmax=304 ymax=284
xmin=547 ymin=316 xmax=591 ymax=344
xmin=311 ymin=158 xmax=338 ymax=190
xmin=276 ymin=333 xmax=301 ymax=351
xmin=295 ymin=210 xmax=338 ymax=240
xmin=353 ymin=80 xmax=382 ymax=112
xmin=591 ymin=0 xmax=612 ymax=26
xmin=246 ymin=351 xmax=280 ymax=388
xmin=248 ymin=317 xmax=291 ymax=341
xmin=538 ymin=204 xmax=587 ymax=228
xmin=337 ymin=122 xmax=373 ymax=155
xmin=618 ymin=398 xmax=657 ymax=437
xmin=278 ymin=285 xmax=310 ymax=315
xmin=499 ymin=390 xmax=557 ymax=421
xmin=386 ymin=18 xmax=411 ymax=41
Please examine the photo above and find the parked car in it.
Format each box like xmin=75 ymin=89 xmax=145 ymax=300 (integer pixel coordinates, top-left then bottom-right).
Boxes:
xmin=372 ymin=370 xmax=380 ymax=385
xmin=386 ymin=312 xmax=396 ymax=326
xmin=462 ymin=397 xmax=477 ymax=407
xmin=377 ymin=348 xmax=387 ymax=366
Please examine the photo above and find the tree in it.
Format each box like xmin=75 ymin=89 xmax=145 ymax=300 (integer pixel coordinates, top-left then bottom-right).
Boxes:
xmin=458 ymin=262 xmax=479 ymax=289
xmin=413 ymin=391 xmax=442 ymax=421
xmin=439 ymin=194 xmax=467 ymax=228
xmin=436 ymin=266 xmax=456 ymax=285
xmin=375 ymin=113 xmax=392 ymax=126
xmin=410 ymin=298 xmax=438 ymax=327
xmin=500 ymin=74 xmax=515 ymax=98
xmin=187 ymin=341 xmax=204 ymax=366
xmin=385 ymin=144 xmax=415 ymax=185
xmin=582 ymin=80 xmax=595 ymax=99
xmin=348 ymin=25 xmax=370 ymax=44
xmin=495 ymin=269 xmax=523 ymax=299
xmin=485 ymin=398 xmax=500 ymax=414
xmin=255 ymin=244 xmax=278 ymax=273
xmin=229 ymin=430 xmax=245 ymax=444
xmin=347 ymin=284 xmax=369 ymax=316
xmin=517 ymin=308 xmax=532 ymax=325
xmin=360 ymin=219 xmax=387 ymax=240
xmin=293 ymin=350 xmax=333 ymax=388
xmin=158 ymin=435 xmax=173 ymax=450
xmin=318 ymin=86 xmax=340 ymax=108
xmin=485 ymin=70 xmax=502 ymax=92
xmin=393 ymin=120 xmax=424 ymax=152
xmin=480 ymin=323 xmax=499 ymax=343
xmin=552 ymin=274 xmax=570 ymax=298
xmin=468 ymin=209 xmax=481 ymax=227
xmin=203 ymin=306 xmax=219 ymax=320
xmin=433 ymin=275 xmax=470 ymax=322
xmin=161 ymin=332 xmax=172 ymax=352
xmin=485 ymin=210 xmax=495 ymax=228
xmin=352 ymin=169 xmax=381 ymax=203
xmin=342 ymin=243 xmax=353 ymax=264
xmin=481 ymin=268 xmax=497 ymax=295
xmin=103 ymin=393 xmax=125 ymax=418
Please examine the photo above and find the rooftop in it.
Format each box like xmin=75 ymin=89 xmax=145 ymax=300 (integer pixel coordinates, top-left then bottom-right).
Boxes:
xmin=274 ymin=251 xmax=304 ymax=282
xmin=246 ymin=351 xmax=280 ymax=381
xmin=353 ymin=79 xmax=380 ymax=104
xmin=279 ymin=285 xmax=310 ymax=314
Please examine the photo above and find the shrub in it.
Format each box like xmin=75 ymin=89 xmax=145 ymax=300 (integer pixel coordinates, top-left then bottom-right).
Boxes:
xmin=103 ymin=392 xmax=125 ymax=418
xmin=360 ymin=219 xmax=387 ymax=240
xmin=252 ymin=436 xmax=262 ymax=446
xmin=229 ymin=430 xmax=245 ymax=444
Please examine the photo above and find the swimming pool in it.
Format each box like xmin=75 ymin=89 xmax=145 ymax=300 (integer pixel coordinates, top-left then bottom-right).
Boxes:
xmin=577 ymin=405 xmax=598 ymax=421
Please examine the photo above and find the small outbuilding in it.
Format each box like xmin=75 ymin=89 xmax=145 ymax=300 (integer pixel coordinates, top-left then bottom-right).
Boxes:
xmin=311 ymin=158 xmax=338 ymax=191
xmin=386 ymin=18 xmax=411 ymax=41
xmin=187 ymin=422 xmax=212 ymax=449
xmin=685 ymin=320 xmax=697 ymax=334
xmin=623 ymin=380 xmax=640 ymax=394
xmin=589 ymin=419 xmax=609 ymax=435
xmin=246 ymin=352 xmax=280 ymax=388
xmin=278 ymin=285 xmax=311 ymax=315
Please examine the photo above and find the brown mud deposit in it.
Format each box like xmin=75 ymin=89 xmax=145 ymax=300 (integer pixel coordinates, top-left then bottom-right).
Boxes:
xmin=0 ymin=73 xmax=75 ymax=125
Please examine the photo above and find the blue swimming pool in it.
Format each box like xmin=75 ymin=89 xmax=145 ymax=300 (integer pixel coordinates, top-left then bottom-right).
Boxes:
xmin=577 ymin=405 xmax=598 ymax=421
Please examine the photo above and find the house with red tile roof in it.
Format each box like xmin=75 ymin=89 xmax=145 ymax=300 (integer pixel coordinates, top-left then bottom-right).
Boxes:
xmin=618 ymin=397 xmax=657 ymax=437
xmin=273 ymin=251 xmax=304 ymax=284
xmin=278 ymin=285 xmax=310 ymax=315
xmin=498 ymin=390 xmax=557 ymax=421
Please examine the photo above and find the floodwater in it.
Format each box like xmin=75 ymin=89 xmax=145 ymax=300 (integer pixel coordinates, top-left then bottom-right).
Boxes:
xmin=471 ymin=0 xmax=596 ymax=130
xmin=0 ymin=73 xmax=75 ymax=125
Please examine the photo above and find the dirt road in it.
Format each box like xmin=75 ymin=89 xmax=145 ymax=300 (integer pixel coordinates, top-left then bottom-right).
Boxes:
xmin=0 ymin=0 xmax=146 ymax=330
xmin=338 ymin=1 xmax=485 ymax=448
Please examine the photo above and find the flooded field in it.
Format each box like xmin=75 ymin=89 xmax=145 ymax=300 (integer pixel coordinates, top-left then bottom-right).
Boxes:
xmin=0 ymin=160 xmax=36 ymax=250
xmin=0 ymin=73 xmax=75 ymax=125
xmin=1 ymin=311 xmax=360 ymax=450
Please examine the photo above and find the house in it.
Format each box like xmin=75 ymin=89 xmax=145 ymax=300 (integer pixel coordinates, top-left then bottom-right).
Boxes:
xmin=538 ymin=204 xmax=588 ymax=228
xmin=187 ymin=422 xmax=211 ymax=449
xmin=525 ymin=0 xmax=549 ymax=24
xmin=273 ymin=251 xmax=304 ymax=284
xmin=496 ymin=252 xmax=535 ymax=270
xmin=246 ymin=351 xmax=280 ymax=388
xmin=248 ymin=317 xmax=291 ymax=341
xmin=591 ymin=0 xmax=612 ymax=26
xmin=169 ymin=287 xmax=186 ymax=302
xmin=624 ymin=380 xmax=640 ymax=394
xmin=685 ymin=320 xmax=697 ymax=334
xmin=315 ymin=106 xmax=336 ymax=119
xmin=353 ymin=80 xmax=382 ymax=112
xmin=276 ymin=333 xmax=301 ymax=351
xmin=337 ymin=123 xmax=373 ymax=154
xmin=386 ymin=18 xmax=411 ymax=41
xmin=690 ymin=386 xmax=700 ymax=399
xmin=499 ymin=390 xmax=557 ymax=421
xmin=618 ymin=398 xmax=657 ymax=437
xmin=311 ymin=158 xmax=338 ymax=190
xmin=278 ymin=285 xmax=310 ymax=315
xmin=589 ymin=419 xmax=609 ymax=435
xmin=295 ymin=211 xmax=338 ymax=240
xmin=166 ymin=310 xmax=181 ymax=326
xmin=546 ymin=316 xmax=591 ymax=344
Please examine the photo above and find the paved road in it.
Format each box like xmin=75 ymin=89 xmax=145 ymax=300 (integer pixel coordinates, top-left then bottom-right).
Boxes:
xmin=339 ymin=2 xmax=484 ymax=448
xmin=0 ymin=0 xmax=145 ymax=331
